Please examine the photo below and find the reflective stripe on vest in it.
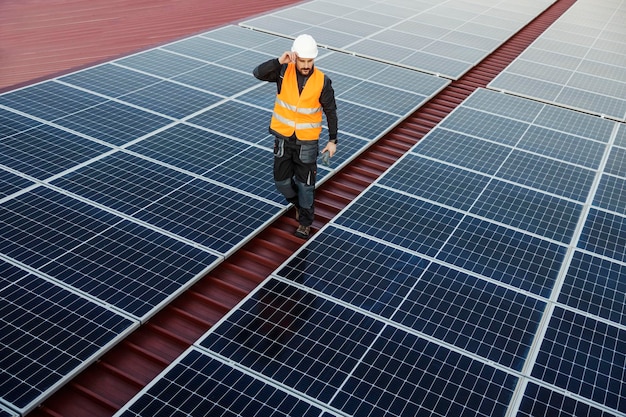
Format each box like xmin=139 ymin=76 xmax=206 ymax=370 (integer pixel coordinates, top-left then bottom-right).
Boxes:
xmin=270 ymin=64 xmax=324 ymax=141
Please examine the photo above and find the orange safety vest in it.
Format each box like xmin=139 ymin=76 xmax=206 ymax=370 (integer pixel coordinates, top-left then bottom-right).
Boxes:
xmin=270 ymin=63 xmax=324 ymax=141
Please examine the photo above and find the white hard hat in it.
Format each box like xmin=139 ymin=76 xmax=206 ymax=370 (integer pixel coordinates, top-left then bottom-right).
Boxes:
xmin=291 ymin=34 xmax=318 ymax=59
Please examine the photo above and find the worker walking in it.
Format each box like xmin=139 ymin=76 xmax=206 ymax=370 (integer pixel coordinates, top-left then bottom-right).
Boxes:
xmin=253 ymin=34 xmax=338 ymax=239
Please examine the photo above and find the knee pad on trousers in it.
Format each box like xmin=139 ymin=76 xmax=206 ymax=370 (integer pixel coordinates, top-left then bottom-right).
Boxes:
xmin=295 ymin=181 xmax=315 ymax=209
xmin=275 ymin=178 xmax=297 ymax=200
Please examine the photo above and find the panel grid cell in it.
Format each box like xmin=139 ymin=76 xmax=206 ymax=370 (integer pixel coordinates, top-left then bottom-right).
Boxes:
xmin=517 ymin=383 xmax=619 ymax=417
xmin=378 ymin=155 xmax=491 ymax=212
xmin=0 ymin=187 xmax=219 ymax=318
xmin=276 ymin=225 xmax=429 ymax=318
xmin=117 ymin=349 xmax=323 ymax=417
xmin=0 ymin=81 xmax=108 ymax=121
xmin=496 ymin=150 xmax=596 ymax=202
xmin=559 ymin=251 xmax=626 ymax=327
xmin=437 ymin=216 xmax=566 ymax=298
xmin=531 ymin=307 xmax=626 ymax=414
xmin=470 ymin=180 xmax=583 ymax=243
xmin=0 ymin=260 xmax=136 ymax=414
xmin=0 ymin=124 xmax=111 ymax=180
xmin=331 ymin=326 xmax=519 ymax=417
xmin=199 ymin=278 xmax=386 ymax=403
xmin=334 ymin=186 xmax=465 ymax=257
xmin=393 ymin=262 xmax=546 ymax=371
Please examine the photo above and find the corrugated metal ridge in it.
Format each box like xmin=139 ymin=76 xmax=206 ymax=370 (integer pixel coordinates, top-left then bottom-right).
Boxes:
xmin=27 ymin=0 xmax=576 ymax=416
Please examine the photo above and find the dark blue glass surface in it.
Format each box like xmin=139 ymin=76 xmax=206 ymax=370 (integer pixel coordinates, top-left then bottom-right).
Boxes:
xmin=579 ymin=208 xmax=626 ymax=263
xmin=532 ymin=307 xmax=626 ymax=414
xmin=200 ymin=278 xmax=385 ymax=403
xmin=277 ymin=225 xmax=429 ymax=318
xmin=470 ymin=179 xmax=583 ymax=243
xmin=332 ymin=326 xmax=518 ymax=417
xmin=0 ymin=263 xmax=134 ymax=410
xmin=379 ymin=155 xmax=490 ymax=211
xmin=118 ymin=349 xmax=323 ymax=417
xmin=335 ymin=186 xmax=464 ymax=257
xmin=53 ymin=101 xmax=172 ymax=146
xmin=393 ymin=262 xmax=546 ymax=370
xmin=437 ymin=216 xmax=566 ymax=297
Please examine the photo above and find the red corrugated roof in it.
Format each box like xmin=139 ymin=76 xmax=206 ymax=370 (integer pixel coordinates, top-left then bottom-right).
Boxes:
xmin=1 ymin=0 xmax=577 ymax=416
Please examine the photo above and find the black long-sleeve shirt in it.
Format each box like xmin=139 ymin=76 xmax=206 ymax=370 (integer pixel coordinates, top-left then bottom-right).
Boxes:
xmin=253 ymin=58 xmax=338 ymax=142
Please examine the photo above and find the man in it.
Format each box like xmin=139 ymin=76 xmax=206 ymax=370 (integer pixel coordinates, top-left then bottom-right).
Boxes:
xmin=253 ymin=34 xmax=338 ymax=239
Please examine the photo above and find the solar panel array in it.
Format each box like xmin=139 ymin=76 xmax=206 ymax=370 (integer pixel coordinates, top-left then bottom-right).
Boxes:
xmin=240 ymin=0 xmax=556 ymax=79
xmin=0 ymin=24 xmax=448 ymax=415
xmin=489 ymin=0 xmax=626 ymax=122
xmin=117 ymin=87 xmax=625 ymax=417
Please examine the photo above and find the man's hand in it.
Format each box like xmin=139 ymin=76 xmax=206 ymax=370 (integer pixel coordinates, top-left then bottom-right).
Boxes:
xmin=321 ymin=141 xmax=337 ymax=158
xmin=278 ymin=51 xmax=297 ymax=65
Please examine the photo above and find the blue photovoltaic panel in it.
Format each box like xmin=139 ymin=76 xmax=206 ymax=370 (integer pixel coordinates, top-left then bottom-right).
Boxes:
xmin=119 ymin=81 xmax=223 ymax=119
xmin=604 ymin=146 xmax=626 ymax=177
xmin=593 ymin=174 xmax=626 ymax=216
xmin=393 ymin=262 xmax=545 ymax=371
xmin=496 ymin=150 xmax=595 ymax=202
xmin=488 ymin=0 xmax=626 ymax=121
xmin=440 ymin=107 xmax=530 ymax=146
xmin=531 ymin=307 xmax=626 ymax=414
xmin=235 ymin=81 xmax=278 ymax=110
xmin=378 ymin=155 xmax=491 ymax=212
xmin=172 ymin=64 xmax=260 ymax=97
xmin=50 ymin=152 xmax=201 ymax=214
xmin=0 ymin=260 xmax=136 ymax=415
xmin=116 ymin=49 xmax=208 ymax=78
xmin=202 ymin=145 xmax=281 ymax=203
xmin=331 ymin=325 xmax=518 ymax=417
xmin=276 ymin=225 xmax=429 ymax=318
xmin=53 ymin=101 xmax=173 ymax=146
xmin=0 ymin=108 xmax=41 ymax=137
xmin=336 ymin=82 xmax=425 ymax=116
xmin=517 ymin=383 xmax=619 ymax=417
xmin=187 ymin=100 xmax=272 ymax=144
xmin=125 ymin=123 xmax=252 ymax=175
xmin=0 ymin=187 xmax=219 ymax=318
xmin=0 ymin=81 xmax=107 ymax=121
xmin=51 ymin=151 xmax=281 ymax=254
xmin=0 ymin=169 xmax=34 ymax=198
xmin=0 ymin=124 xmax=111 ymax=180
xmin=578 ymin=208 xmax=626 ymax=263
xmin=437 ymin=216 xmax=566 ymax=298
xmin=413 ymin=128 xmax=512 ymax=175
xmin=469 ymin=180 xmax=583 ymax=243
xmin=558 ymin=251 xmax=626 ymax=327
xmin=117 ymin=349 xmax=324 ymax=417
xmin=517 ymin=125 xmax=606 ymax=169
xmin=200 ymin=278 xmax=385 ymax=404
xmin=334 ymin=186 xmax=465 ymax=257
xmin=59 ymin=64 xmax=161 ymax=97
xmin=337 ymin=100 xmax=400 ymax=140
xmin=197 ymin=278 xmax=519 ymax=417
xmin=131 ymin=178 xmax=280 ymax=255
xmin=163 ymin=37 xmax=245 ymax=63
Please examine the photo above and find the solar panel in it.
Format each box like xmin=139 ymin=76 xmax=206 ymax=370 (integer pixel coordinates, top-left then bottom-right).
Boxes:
xmin=1 ymin=26 xmax=449 ymax=411
xmin=119 ymin=87 xmax=625 ymax=417
xmin=531 ymin=307 xmax=626 ymax=414
xmin=116 ymin=349 xmax=325 ymax=417
xmin=489 ymin=0 xmax=626 ymax=121
xmin=0 ymin=260 xmax=137 ymax=415
xmin=191 ymin=277 xmax=519 ymax=417
xmin=240 ymin=0 xmax=556 ymax=79
xmin=0 ymin=186 xmax=220 ymax=319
